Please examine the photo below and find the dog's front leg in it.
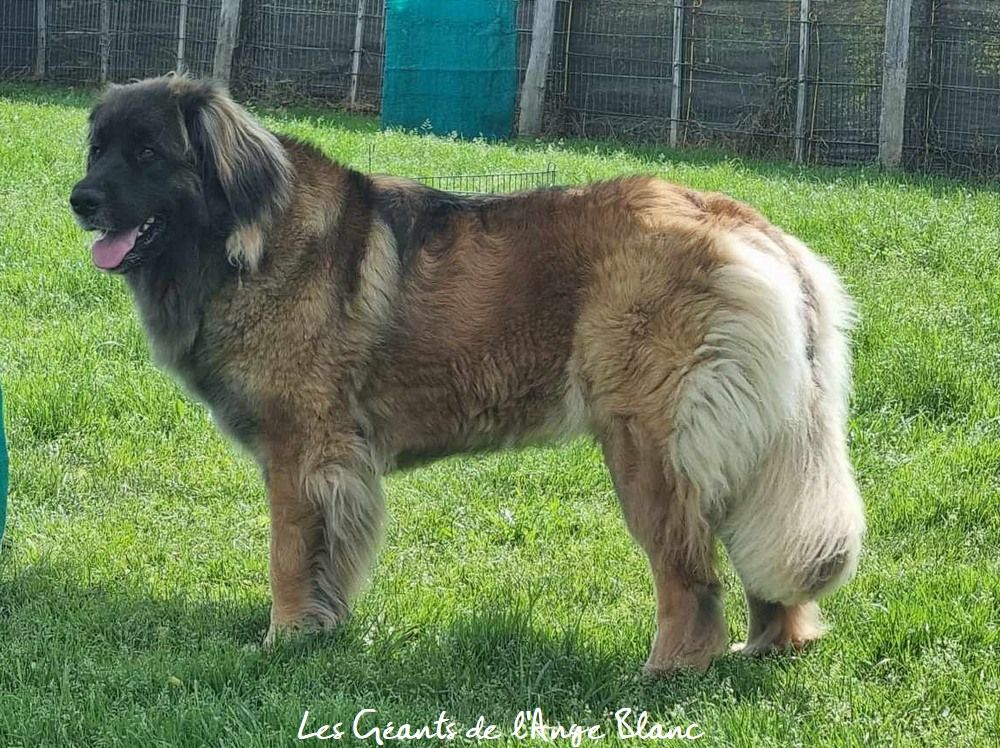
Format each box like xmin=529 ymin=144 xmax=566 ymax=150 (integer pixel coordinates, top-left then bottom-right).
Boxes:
xmin=264 ymin=442 xmax=385 ymax=644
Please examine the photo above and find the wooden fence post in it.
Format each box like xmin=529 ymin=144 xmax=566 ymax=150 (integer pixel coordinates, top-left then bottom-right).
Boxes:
xmin=349 ymin=0 xmax=368 ymax=106
xmin=879 ymin=0 xmax=913 ymax=168
xmin=177 ymin=0 xmax=189 ymax=75
xmin=669 ymin=0 xmax=684 ymax=148
xmin=213 ymin=0 xmax=242 ymax=84
xmin=794 ymin=0 xmax=811 ymax=162
xmin=34 ymin=0 xmax=46 ymax=79
xmin=518 ymin=0 xmax=558 ymax=136
xmin=99 ymin=0 xmax=111 ymax=82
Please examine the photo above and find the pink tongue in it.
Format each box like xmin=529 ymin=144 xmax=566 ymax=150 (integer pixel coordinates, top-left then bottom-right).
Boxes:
xmin=92 ymin=227 xmax=140 ymax=270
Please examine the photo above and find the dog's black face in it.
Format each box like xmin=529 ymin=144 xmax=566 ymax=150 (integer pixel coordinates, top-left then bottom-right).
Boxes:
xmin=71 ymin=82 xmax=218 ymax=273
xmin=71 ymin=77 xmax=291 ymax=275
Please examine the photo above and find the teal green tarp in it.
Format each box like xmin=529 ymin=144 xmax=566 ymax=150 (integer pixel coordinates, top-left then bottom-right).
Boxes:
xmin=0 ymin=384 xmax=7 ymax=545
xmin=381 ymin=0 xmax=517 ymax=140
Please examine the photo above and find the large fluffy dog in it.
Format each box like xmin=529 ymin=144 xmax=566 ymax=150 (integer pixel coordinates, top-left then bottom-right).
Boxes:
xmin=70 ymin=76 xmax=864 ymax=673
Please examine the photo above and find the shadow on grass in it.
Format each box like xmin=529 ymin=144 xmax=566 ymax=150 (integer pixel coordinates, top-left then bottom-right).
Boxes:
xmin=2 ymin=560 xmax=806 ymax=722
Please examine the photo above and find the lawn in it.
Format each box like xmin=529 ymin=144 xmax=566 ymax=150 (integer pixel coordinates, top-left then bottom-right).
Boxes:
xmin=1 ymin=83 xmax=999 ymax=747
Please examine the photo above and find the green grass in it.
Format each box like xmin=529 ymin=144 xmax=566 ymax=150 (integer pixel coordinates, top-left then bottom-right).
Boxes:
xmin=1 ymin=82 xmax=999 ymax=747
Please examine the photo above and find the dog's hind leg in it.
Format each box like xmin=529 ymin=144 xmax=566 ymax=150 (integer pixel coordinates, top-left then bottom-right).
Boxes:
xmin=264 ymin=438 xmax=385 ymax=644
xmin=718 ymin=238 xmax=864 ymax=655
xmin=600 ymin=417 xmax=729 ymax=675
xmin=734 ymin=596 xmax=824 ymax=656
xmin=721 ymin=422 xmax=863 ymax=656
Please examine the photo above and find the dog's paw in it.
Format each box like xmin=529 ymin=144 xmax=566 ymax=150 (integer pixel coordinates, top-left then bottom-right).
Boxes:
xmin=642 ymin=649 xmax=719 ymax=678
xmin=263 ymin=622 xmax=287 ymax=648
xmin=733 ymin=600 xmax=826 ymax=657
xmin=730 ymin=639 xmax=774 ymax=657
xmin=730 ymin=630 xmax=820 ymax=657
xmin=264 ymin=611 xmax=342 ymax=648
xmin=642 ymin=632 xmax=729 ymax=677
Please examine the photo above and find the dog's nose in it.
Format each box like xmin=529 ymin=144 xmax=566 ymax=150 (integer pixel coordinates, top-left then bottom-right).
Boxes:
xmin=70 ymin=185 xmax=103 ymax=218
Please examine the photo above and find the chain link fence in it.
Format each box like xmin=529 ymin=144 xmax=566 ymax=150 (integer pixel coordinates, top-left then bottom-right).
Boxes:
xmin=3 ymin=0 xmax=1000 ymax=175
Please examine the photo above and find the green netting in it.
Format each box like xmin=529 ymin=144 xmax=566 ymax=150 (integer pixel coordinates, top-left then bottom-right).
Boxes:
xmin=381 ymin=0 xmax=517 ymax=140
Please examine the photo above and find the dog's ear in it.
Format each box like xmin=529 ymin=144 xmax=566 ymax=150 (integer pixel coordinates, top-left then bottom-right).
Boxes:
xmin=174 ymin=79 xmax=292 ymax=271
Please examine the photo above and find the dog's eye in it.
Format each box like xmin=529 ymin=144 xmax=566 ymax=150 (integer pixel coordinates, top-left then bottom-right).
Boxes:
xmin=137 ymin=147 xmax=156 ymax=162
xmin=89 ymin=145 xmax=102 ymax=158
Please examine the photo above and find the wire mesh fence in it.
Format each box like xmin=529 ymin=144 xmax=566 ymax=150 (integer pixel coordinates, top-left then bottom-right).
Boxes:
xmin=682 ymin=1 xmax=800 ymax=154
xmin=0 ymin=0 xmax=220 ymax=83
xmin=906 ymin=0 xmax=1000 ymax=174
xmin=363 ymin=143 xmax=558 ymax=193
xmin=806 ymin=1 xmax=886 ymax=164
xmin=1 ymin=0 xmax=383 ymax=108
xmin=411 ymin=165 xmax=559 ymax=194
xmin=4 ymin=0 xmax=1000 ymax=175
xmin=0 ymin=1 xmax=37 ymax=78
xmin=236 ymin=0 xmax=384 ymax=108
xmin=543 ymin=1 xmax=888 ymax=162
xmin=558 ymin=0 xmax=675 ymax=140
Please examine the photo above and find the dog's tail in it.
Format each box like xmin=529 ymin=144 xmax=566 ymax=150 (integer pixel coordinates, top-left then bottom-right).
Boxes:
xmin=668 ymin=228 xmax=865 ymax=605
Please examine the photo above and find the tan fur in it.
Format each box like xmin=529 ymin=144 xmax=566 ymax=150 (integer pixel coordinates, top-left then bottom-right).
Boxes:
xmin=109 ymin=83 xmax=864 ymax=673
xmin=226 ymin=223 xmax=265 ymax=270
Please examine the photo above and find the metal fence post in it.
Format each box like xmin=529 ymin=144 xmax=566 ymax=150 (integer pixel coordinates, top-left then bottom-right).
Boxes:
xmin=213 ymin=0 xmax=242 ymax=84
xmin=34 ymin=0 xmax=46 ymax=79
xmin=879 ymin=0 xmax=913 ymax=168
xmin=177 ymin=0 xmax=189 ymax=75
xmin=794 ymin=0 xmax=811 ymax=162
xmin=349 ymin=0 xmax=368 ymax=106
xmin=519 ymin=0 xmax=558 ymax=136
xmin=99 ymin=0 xmax=111 ymax=82
xmin=669 ymin=0 xmax=684 ymax=148
xmin=920 ymin=0 xmax=937 ymax=164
